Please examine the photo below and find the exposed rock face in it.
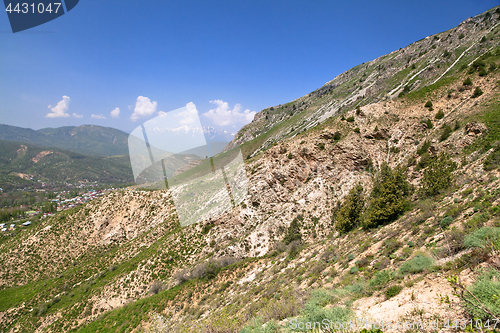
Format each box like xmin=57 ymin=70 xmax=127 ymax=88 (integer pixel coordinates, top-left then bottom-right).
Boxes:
xmin=465 ymin=122 xmax=488 ymax=136
xmin=364 ymin=128 xmax=390 ymax=140
xmin=224 ymin=10 xmax=500 ymax=158
xmin=31 ymin=150 xmax=53 ymax=163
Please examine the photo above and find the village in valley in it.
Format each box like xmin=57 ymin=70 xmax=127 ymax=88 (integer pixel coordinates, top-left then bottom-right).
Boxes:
xmin=0 ymin=184 xmax=116 ymax=234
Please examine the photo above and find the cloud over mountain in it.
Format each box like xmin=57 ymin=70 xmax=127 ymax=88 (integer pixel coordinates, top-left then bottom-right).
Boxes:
xmin=46 ymin=96 xmax=71 ymax=118
xmin=202 ymin=100 xmax=256 ymax=126
xmin=111 ymin=107 xmax=120 ymax=118
xmin=131 ymin=96 xmax=157 ymax=121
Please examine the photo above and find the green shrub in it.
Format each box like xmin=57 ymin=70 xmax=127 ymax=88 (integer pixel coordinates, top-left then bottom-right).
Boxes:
xmin=292 ymin=290 xmax=354 ymax=331
xmin=440 ymin=216 xmax=454 ymax=228
xmin=369 ymin=270 xmax=393 ymax=288
xmin=435 ymin=109 xmax=444 ymax=120
xmin=425 ymin=101 xmax=433 ymax=108
xmin=425 ymin=119 xmax=433 ymax=129
xmin=349 ymin=266 xmax=359 ymax=274
xmin=283 ymin=216 xmax=303 ymax=245
xmin=415 ymin=153 xmax=432 ymax=171
xmin=385 ymin=285 xmax=403 ymax=299
xmin=335 ymin=283 xmax=366 ymax=298
xmin=417 ymin=140 xmax=431 ymax=155
xmin=347 ymin=253 xmax=355 ymax=261
xmin=399 ymin=85 xmax=411 ymax=97
xmin=353 ymin=127 xmax=360 ymax=133
xmin=470 ymin=59 xmax=486 ymax=73
xmin=463 ymin=77 xmax=473 ymax=86
xmin=333 ymin=131 xmax=342 ymax=141
xmin=479 ymin=68 xmax=488 ymax=77
xmin=459 ymin=33 xmax=465 ymax=39
xmin=472 ymin=87 xmax=483 ymax=98
xmin=400 ymin=255 xmax=434 ymax=274
xmin=346 ymin=116 xmax=355 ymax=122
xmin=439 ymin=124 xmax=453 ymax=142
xmin=308 ymin=289 xmax=337 ymax=307
xmin=445 ymin=204 xmax=463 ymax=218
xmin=390 ymin=146 xmax=400 ymax=154
xmin=241 ymin=318 xmax=280 ymax=333
xmin=463 ymin=227 xmax=500 ymax=249
xmin=363 ymin=163 xmax=411 ymax=228
xmin=420 ymin=152 xmax=457 ymax=197
xmin=484 ymin=144 xmax=500 ymax=170
xmin=334 ymin=184 xmax=364 ymax=234
xmin=383 ymin=239 xmax=403 ymax=256
xmin=189 ymin=256 xmax=239 ymax=280
xmin=463 ymin=269 xmax=500 ymax=319
xmin=288 ymin=240 xmax=302 ymax=259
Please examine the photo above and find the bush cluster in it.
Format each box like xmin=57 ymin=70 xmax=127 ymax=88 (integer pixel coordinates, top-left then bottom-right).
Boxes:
xmin=399 ymin=255 xmax=434 ymax=274
xmin=439 ymin=124 xmax=453 ymax=142
xmin=363 ymin=163 xmax=411 ymax=229
xmin=420 ymin=152 xmax=457 ymax=197
xmin=472 ymin=87 xmax=483 ymax=98
xmin=484 ymin=143 xmax=500 ymax=171
xmin=334 ymin=184 xmax=364 ymax=234
xmin=435 ymin=109 xmax=444 ymax=119
xmin=464 ymin=269 xmax=500 ymax=319
xmin=385 ymin=285 xmax=403 ymax=299
xmin=174 ymin=256 xmax=239 ymax=284
xmin=283 ymin=216 xmax=303 ymax=245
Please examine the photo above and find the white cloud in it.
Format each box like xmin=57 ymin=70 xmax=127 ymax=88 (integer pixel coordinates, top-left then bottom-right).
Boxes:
xmin=130 ymin=96 xmax=157 ymax=121
xmin=202 ymin=100 xmax=256 ymax=126
xmin=73 ymin=113 xmax=83 ymax=118
xmin=158 ymin=111 xmax=166 ymax=116
xmin=175 ymin=102 xmax=198 ymax=125
xmin=46 ymin=96 xmax=70 ymax=118
xmin=91 ymin=114 xmax=106 ymax=119
xmin=110 ymin=107 xmax=120 ymax=118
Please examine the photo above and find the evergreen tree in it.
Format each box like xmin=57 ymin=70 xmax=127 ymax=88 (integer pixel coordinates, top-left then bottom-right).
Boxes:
xmin=420 ymin=152 xmax=457 ymax=196
xmin=363 ymin=163 xmax=410 ymax=229
xmin=283 ymin=216 xmax=302 ymax=245
xmin=334 ymin=184 xmax=364 ymax=234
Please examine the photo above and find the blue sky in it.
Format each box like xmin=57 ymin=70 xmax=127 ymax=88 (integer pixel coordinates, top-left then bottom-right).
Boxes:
xmin=0 ymin=0 xmax=498 ymax=135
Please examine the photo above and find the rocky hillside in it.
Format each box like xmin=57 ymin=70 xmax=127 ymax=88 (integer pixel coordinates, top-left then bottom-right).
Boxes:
xmin=225 ymin=6 xmax=500 ymax=159
xmin=0 ymin=6 xmax=500 ymax=333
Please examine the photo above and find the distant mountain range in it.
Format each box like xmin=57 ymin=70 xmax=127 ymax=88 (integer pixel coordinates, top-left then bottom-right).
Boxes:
xmin=0 ymin=139 xmax=134 ymax=190
xmin=0 ymin=124 xmax=130 ymax=156
xmin=0 ymin=124 xmax=234 ymax=157
xmin=0 ymin=123 xmax=234 ymax=188
xmin=202 ymin=126 xmax=235 ymax=143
